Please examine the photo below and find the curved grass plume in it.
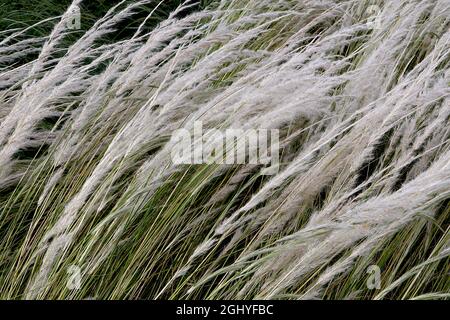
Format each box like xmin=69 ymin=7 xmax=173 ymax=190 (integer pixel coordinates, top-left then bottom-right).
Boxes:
xmin=0 ymin=0 xmax=449 ymax=299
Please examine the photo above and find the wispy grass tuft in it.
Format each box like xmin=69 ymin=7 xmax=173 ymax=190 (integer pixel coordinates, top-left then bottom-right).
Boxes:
xmin=0 ymin=0 xmax=448 ymax=300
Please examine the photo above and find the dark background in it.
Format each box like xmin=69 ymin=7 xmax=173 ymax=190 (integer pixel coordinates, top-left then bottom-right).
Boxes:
xmin=0 ymin=0 xmax=212 ymax=39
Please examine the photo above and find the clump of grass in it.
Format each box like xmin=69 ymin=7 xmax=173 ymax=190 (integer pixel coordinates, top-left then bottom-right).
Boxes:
xmin=0 ymin=0 xmax=448 ymax=299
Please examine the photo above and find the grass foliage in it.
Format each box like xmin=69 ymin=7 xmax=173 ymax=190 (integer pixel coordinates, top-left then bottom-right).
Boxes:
xmin=0 ymin=0 xmax=449 ymax=299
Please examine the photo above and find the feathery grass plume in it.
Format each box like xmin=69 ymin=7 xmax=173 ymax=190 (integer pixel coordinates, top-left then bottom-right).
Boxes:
xmin=0 ymin=0 xmax=448 ymax=299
